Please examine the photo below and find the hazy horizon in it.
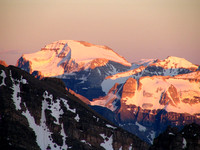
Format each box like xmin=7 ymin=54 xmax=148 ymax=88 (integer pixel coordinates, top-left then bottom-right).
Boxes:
xmin=0 ymin=0 xmax=200 ymax=65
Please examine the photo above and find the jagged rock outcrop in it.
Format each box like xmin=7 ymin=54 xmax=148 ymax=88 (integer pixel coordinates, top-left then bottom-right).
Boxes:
xmin=159 ymin=84 xmax=180 ymax=107
xmin=0 ymin=64 xmax=149 ymax=150
xmin=121 ymin=77 xmax=137 ymax=99
xmin=118 ymin=78 xmax=138 ymax=122
xmin=17 ymin=56 xmax=32 ymax=73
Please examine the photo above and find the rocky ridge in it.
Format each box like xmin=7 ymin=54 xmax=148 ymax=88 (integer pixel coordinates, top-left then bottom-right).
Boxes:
xmin=0 ymin=64 xmax=149 ymax=150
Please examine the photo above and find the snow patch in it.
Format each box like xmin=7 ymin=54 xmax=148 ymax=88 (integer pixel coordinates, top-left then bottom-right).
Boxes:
xmin=168 ymin=132 xmax=175 ymax=135
xmin=61 ymin=98 xmax=76 ymax=113
xmin=60 ymin=123 xmax=68 ymax=148
xmin=43 ymin=91 xmax=65 ymax=124
xmin=100 ymin=134 xmax=113 ymax=150
xmin=0 ymin=70 xmax=6 ymax=86
xmin=147 ymin=130 xmax=156 ymax=144
xmin=182 ymin=138 xmax=187 ymax=149
xmin=11 ymin=80 xmax=21 ymax=110
xmin=10 ymin=75 xmax=26 ymax=111
xmin=135 ymin=122 xmax=146 ymax=132
xmin=91 ymin=92 xmax=118 ymax=111
xmin=43 ymin=91 xmax=77 ymax=124
xmin=74 ymin=114 xmax=80 ymax=122
xmin=106 ymin=124 xmax=117 ymax=129
xmin=81 ymin=140 xmax=91 ymax=146
xmin=22 ymin=101 xmax=68 ymax=150
xmin=128 ymin=144 xmax=133 ymax=150
xmin=10 ymin=72 xmax=29 ymax=111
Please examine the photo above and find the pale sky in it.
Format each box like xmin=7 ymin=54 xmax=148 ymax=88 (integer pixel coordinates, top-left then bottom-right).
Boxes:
xmin=0 ymin=0 xmax=200 ymax=65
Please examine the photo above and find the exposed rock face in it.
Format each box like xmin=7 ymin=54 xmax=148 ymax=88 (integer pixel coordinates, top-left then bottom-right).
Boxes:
xmin=0 ymin=60 xmax=8 ymax=67
xmin=150 ymin=123 xmax=200 ymax=150
xmin=121 ymin=77 xmax=137 ymax=100
xmin=159 ymin=84 xmax=180 ymax=107
xmin=68 ymin=89 xmax=91 ymax=105
xmin=61 ymin=60 xmax=130 ymax=100
xmin=114 ymin=104 xmax=200 ymax=144
xmin=119 ymin=78 xmax=138 ymax=122
xmin=0 ymin=65 xmax=149 ymax=150
xmin=90 ymin=58 xmax=109 ymax=69
xmin=16 ymin=56 xmax=32 ymax=73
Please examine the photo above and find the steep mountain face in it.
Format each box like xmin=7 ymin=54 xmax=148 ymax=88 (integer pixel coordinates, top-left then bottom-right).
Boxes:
xmin=60 ymin=60 xmax=130 ymax=100
xmin=150 ymin=123 xmax=200 ymax=150
xmin=95 ymin=73 xmax=200 ymax=143
xmin=0 ymin=64 xmax=149 ymax=150
xmin=17 ymin=40 xmax=131 ymax=76
xmin=16 ymin=40 xmax=200 ymax=144
xmin=17 ymin=40 xmax=131 ymax=100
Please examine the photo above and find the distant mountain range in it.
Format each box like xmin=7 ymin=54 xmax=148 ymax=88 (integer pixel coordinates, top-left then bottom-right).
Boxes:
xmin=0 ymin=40 xmax=195 ymax=149
xmin=16 ymin=40 xmax=200 ymax=144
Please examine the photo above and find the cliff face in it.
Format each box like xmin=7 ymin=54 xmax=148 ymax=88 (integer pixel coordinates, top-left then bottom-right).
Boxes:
xmin=94 ymin=75 xmax=200 ymax=144
xmin=121 ymin=77 xmax=137 ymax=100
xmin=0 ymin=65 xmax=149 ymax=150
xmin=159 ymin=84 xmax=180 ymax=106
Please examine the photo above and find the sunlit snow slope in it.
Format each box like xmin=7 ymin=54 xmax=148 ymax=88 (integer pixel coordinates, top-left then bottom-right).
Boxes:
xmin=18 ymin=40 xmax=131 ymax=77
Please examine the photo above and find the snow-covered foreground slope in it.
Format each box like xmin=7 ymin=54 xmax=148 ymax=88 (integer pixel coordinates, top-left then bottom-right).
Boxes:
xmin=0 ymin=65 xmax=149 ymax=150
xmin=17 ymin=40 xmax=131 ymax=77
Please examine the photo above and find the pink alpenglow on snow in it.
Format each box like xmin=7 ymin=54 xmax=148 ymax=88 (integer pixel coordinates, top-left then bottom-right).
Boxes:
xmin=20 ymin=40 xmax=131 ymax=77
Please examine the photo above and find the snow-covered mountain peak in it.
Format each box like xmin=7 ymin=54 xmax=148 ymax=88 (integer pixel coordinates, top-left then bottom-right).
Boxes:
xmin=44 ymin=40 xmax=129 ymax=65
xmin=151 ymin=56 xmax=198 ymax=70
xmin=18 ymin=40 xmax=131 ymax=77
xmin=65 ymin=40 xmax=131 ymax=65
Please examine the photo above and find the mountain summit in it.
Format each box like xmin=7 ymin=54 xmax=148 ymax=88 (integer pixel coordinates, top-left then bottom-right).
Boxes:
xmin=150 ymin=56 xmax=198 ymax=70
xmin=17 ymin=40 xmax=131 ymax=77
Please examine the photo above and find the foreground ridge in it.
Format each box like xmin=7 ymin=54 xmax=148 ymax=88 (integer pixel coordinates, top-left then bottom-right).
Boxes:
xmin=0 ymin=64 xmax=149 ymax=150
